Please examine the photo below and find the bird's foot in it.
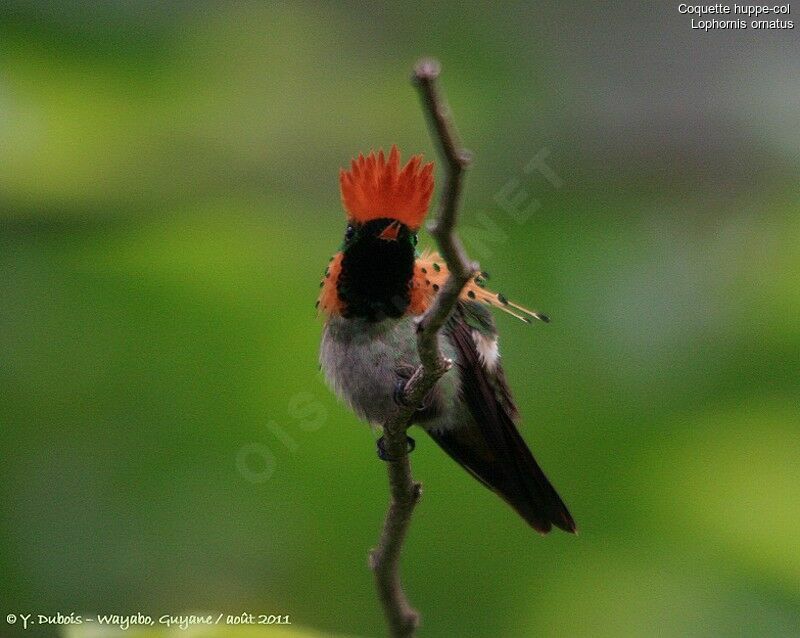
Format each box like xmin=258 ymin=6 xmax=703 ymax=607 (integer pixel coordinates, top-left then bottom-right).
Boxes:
xmin=376 ymin=435 xmax=416 ymax=462
xmin=394 ymin=378 xmax=433 ymax=413
xmin=393 ymin=378 xmax=412 ymax=407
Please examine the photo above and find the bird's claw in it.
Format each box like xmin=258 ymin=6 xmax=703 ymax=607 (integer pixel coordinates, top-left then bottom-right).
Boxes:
xmin=393 ymin=378 xmax=412 ymax=407
xmin=376 ymin=435 xmax=416 ymax=462
xmin=394 ymin=378 xmax=433 ymax=413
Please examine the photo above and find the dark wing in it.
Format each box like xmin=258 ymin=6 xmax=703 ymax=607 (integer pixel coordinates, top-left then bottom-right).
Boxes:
xmin=427 ymin=302 xmax=576 ymax=534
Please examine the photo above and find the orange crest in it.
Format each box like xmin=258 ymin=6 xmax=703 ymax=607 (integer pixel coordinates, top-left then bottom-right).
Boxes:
xmin=339 ymin=145 xmax=434 ymax=231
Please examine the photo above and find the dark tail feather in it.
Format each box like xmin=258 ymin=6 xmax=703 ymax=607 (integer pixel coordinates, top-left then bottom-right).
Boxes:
xmin=426 ymin=423 xmax=576 ymax=534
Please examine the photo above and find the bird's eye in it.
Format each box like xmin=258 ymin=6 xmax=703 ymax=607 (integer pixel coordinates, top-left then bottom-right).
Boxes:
xmin=344 ymin=225 xmax=356 ymax=242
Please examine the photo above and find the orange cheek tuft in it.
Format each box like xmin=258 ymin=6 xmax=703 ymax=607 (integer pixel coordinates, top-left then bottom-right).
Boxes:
xmin=407 ymin=260 xmax=440 ymax=315
xmin=317 ymin=252 xmax=345 ymax=316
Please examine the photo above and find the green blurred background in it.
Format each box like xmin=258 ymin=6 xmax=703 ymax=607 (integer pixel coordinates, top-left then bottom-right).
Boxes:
xmin=1 ymin=2 xmax=798 ymax=637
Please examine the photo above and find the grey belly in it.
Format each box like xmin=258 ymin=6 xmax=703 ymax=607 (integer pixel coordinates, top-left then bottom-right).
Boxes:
xmin=319 ymin=316 xmax=460 ymax=428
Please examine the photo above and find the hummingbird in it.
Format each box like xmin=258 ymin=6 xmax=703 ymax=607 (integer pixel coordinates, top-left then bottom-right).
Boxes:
xmin=318 ymin=146 xmax=575 ymax=534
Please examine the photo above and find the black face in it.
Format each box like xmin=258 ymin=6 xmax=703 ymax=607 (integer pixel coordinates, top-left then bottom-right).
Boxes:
xmin=337 ymin=218 xmax=417 ymax=322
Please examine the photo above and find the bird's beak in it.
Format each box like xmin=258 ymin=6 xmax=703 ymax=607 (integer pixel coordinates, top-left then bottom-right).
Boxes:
xmin=378 ymin=221 xmax=401 ymax=242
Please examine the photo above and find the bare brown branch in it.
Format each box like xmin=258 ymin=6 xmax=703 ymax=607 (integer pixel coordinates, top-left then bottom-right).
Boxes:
xmin=369 ymin=58 xmax=476 ymax=638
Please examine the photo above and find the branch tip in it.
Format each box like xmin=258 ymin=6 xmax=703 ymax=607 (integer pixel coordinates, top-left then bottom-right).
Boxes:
xmin=413 ymin=58 xmax=441 ymax=81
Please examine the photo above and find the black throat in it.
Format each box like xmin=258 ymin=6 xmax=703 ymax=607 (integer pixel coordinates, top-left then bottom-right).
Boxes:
xmin=337 ymin=219 xmax=415 ymax=322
